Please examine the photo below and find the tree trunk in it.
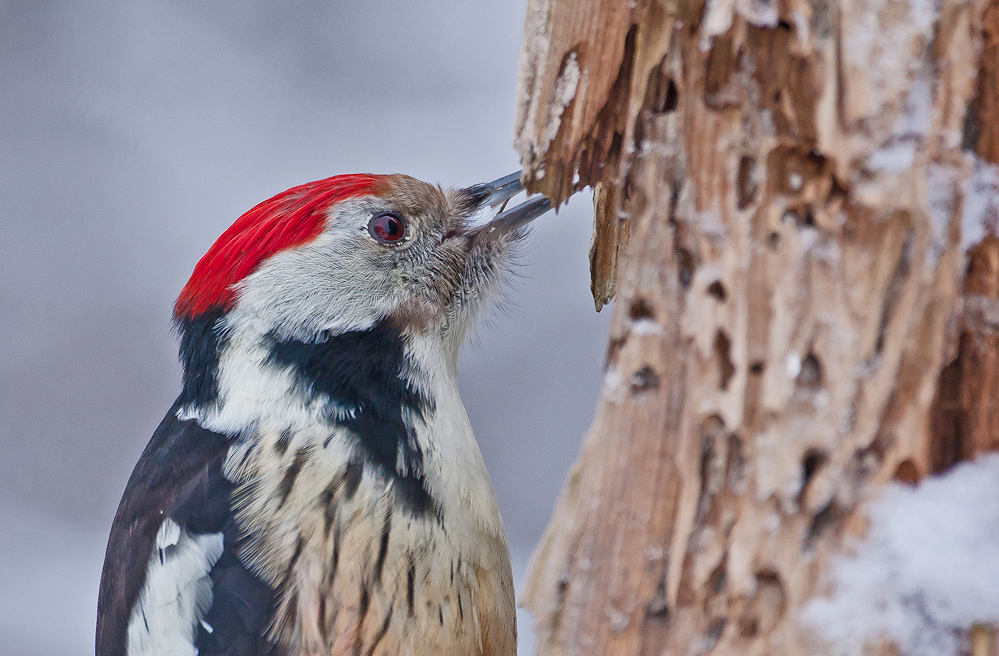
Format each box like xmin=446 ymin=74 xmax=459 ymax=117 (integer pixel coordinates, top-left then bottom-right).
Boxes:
xmin=513 ymin=1 xmax=999 ymax=655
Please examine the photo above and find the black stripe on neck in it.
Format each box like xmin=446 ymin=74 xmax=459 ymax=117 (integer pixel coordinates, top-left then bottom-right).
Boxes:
xmin=266 ymin=320 xmax=436 ymax=515
xmin=176 ymin=308 xmax=228 ymax=408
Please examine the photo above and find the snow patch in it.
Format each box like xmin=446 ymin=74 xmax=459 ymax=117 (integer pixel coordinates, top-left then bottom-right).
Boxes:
xmin=631 ymin=318 xmax=664 ymax=337
xmin=696 ymin=209 xmax=728 ymax=240
xmin=849 ymin=0 xmax=939 ymax=171
xmin=541 ymin=51 xmax=581 ymax=149
xmin=785 ymin=353 xmax=802 ymax=378
xmin=700 ymin=0 xmax=778 ymax=50
xmin=899 ymin=71 xmax=933 ymax=139
xmin=801 ymin=455 xmax=999 ymax=656
xmin=926 ymin=155 xmax=999 ymax=265
xmin=927 ymin=161 xmax=960 ymax=267
xmin=736 ymin=0 xmax=779 ymax=29
xmin=601 ymin=367 xmax=626 ymax=401
xmin=791 ymin=9 xmax=811 ymax=49
xmin=961 ymin=156 xmax=999 ymax=251
xmin=700 ymin=0 xmax=736 ymax=50
xmin=869 ymin=142 xmax=918 ymax=174
xmin=844 ymin=0 xmax=938 ymax=84
xmin=866 ymin=70 xmax=933 ymax=174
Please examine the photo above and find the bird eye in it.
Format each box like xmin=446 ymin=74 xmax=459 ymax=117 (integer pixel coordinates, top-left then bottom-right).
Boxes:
xmin=368 ymin=212 xmax=407 ymax=244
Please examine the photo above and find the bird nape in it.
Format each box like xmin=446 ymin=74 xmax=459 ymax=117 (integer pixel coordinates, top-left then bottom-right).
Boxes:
xmin=96 ymin=172 xmax=555 ymax=656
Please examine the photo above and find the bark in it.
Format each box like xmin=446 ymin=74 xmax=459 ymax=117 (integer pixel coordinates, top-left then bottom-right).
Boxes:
xmin=514 ymin=1 xmax=999 ymax=655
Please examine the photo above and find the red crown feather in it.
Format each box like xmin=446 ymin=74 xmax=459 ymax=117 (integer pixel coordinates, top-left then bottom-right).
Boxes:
xmin=174 ymin=174 xmax=385 ymax=318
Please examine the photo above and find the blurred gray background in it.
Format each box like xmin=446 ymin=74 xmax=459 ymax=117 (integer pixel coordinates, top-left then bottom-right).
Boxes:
xmin=0 ymin=2 xmax=611 ymax=654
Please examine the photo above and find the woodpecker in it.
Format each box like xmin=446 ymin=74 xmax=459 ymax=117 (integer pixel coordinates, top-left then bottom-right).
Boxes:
xmin=97 ymin=172 xmax=553 ymax=656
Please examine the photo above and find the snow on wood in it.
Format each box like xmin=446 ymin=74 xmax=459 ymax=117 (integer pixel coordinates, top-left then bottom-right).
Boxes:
xmin=962 ymin=157 xmax=999 ymax=251
xmin=802 ymin=455 xmax=999 ymax=656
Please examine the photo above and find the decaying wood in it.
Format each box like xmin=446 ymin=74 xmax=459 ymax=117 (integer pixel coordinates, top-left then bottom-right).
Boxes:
xmin=930 ymin=0 xmax=999 ymax=473
xmin=931 ymin=236 xmax=999 ymax=471
xmin=515 ymin=0 xmax=999 ymax=654
xmin=966 ymin=1 xmax=999 ymax=163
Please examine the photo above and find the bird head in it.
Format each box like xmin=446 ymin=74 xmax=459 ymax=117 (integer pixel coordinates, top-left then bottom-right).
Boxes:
xmin=171 ymin=172 xmax=550 ymax=411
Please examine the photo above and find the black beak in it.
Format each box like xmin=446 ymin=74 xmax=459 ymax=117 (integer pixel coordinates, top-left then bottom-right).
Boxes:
xmin=463 ymin=171 xmax=524 ymax=209
xmin=463 ymin=171 xmax=556 ymax=241
xmin=475 ymin=196 xmax=552 ymax=241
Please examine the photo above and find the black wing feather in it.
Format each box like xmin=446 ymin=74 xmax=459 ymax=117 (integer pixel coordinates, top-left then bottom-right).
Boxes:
xmin=96 ymin=400 xmax=279 ymax=656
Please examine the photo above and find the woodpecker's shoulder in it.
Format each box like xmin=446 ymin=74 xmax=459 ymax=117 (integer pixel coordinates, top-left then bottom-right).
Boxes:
xmin=97 ymin=403 xmax=279 ymax=656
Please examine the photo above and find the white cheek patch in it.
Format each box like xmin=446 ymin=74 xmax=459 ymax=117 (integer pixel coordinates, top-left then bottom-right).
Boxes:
xmin=187 ymin=336 xmax=358 ymax=436
xmin=126 ymin=518 xmax=224 ymax=656
xmin=227 ymin=200 xmax=402 ymax=342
